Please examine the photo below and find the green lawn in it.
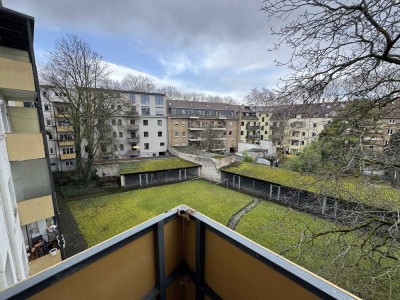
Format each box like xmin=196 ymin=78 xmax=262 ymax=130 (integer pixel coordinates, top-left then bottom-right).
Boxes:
xmin=119 ymin=157 xmax=199 ymax=175
xmin=67 ymin=179 xmax=398 ymax=299
xmin=66 ymin=180 xmax=253 ymax=247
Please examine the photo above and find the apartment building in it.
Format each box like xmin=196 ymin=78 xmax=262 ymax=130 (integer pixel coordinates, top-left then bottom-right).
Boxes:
xmin=167 ymin=100 xmax=240 ymax=152
xmin=0 ymin=5 xmax=61 ymax=290
xmin=239 ymin=106 xmax=260 ymax=144
xmin=42 ymin=90 xmax=168 ymax=170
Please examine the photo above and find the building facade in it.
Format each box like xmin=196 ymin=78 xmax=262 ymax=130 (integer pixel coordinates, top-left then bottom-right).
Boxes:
xmin=167 ymin=100 xmax=239 ymax=152
xmin=0 ymin=5 xmax=61 ymax=290
xmin=41 ymin=90 xmax=169 ymax=171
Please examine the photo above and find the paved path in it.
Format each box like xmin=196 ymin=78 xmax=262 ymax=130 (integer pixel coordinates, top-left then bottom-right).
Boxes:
xmin=227 ymin=198 xmax=260 ymax=230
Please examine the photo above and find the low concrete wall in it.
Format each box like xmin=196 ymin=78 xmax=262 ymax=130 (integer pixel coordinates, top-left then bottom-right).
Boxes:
xmin=95 ymin=163 xmax=120 ymax=177
xmin=168 ymin=147 xmax=235 ymax=181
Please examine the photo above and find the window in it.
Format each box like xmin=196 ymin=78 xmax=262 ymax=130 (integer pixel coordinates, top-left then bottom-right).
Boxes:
xmin=312 ymin=132 xmax=316 ymax=137
xmin=172 ymin=109 xmax=177 ymax=115
xmin=141 ymin=107 xmax=150 ymax=115
xmin=387 ymin=128 xmax=394 ymax=135
xmin=143 ymin=120 xmax=148 ymax=126
xmin=182 ymin=131 xmax=186 ymax=137
xmin=313 ymin=123 xmax=317 ymax=128
xmin=113 ymin=132 xmax=117 ymax=138
xmin=144 ymin=143 xmax=149 ymax=150
xmin=301 ymin=141 xmax=305 ymax=145
xmin=262 ymin=117 xmax=265 ymax=122
xmin=42 ymin=91 xmax=47 ymax=97
xmin=155 ymin=107 xmax=164 ymax=116
xmin=111 ymin=104 xmax=115 ymax=109
xmin=264 ymin=131 xmax=268 ymax=134
xmin=384 ymin=140 xmax=389 ymax=145
xmin=55 ymin=92 xmax=60 ymax=97
xmin=117 ymin=105 xmax=122 ymax=111
xmin=157 ymin=120 xmax=162 ymax=126
xmin=119 ymin=132 xmax=123 ymax=138
xmin=241 ymin=122 xmax=244 ymax=126
xmin=158 ymin=131 xmax=162 ymax=137
xmin=118 ymin=119 xmax=122 ymax=126
xmin=49 ymin=148 xmax=54 ymax=154
xmin=144 ymin=131 xmax=149 ymax=137
xmin=114 ymin=145 xmax=118 ymax=151
xmin=160 ymin=142 xmax=165 ymax=146
xmin=112 ymin=119 xmax=116 ymax=125
xmin=46 ymin=119 xmax=51 ymax=126
xmin=229 ymin=131 xmax=232 ymax=136
xmin=389 ymin=119 xmax=395 ymax=124
xmin=302 ymin=132 xmax=306 ymax=136
xmin=62 ymin=148 xmax=74 ymax=154
xmin=182 ymin=109 xmax=186 ymax=115
xmin=119 ymin=144 xmax=124 ymax=151
xmin=181 ymin=121 xmax=186 ymax=126
xmin=141 ymin=95 xmax=150 ymax=105
xmin=175 ymin=131 xmax=179 ymax=137
xmin=129 ymin=94 xmax=135 ymax=103
xmin=47 ymin=132 xmax=53 ymax=140
xmin=66 ymin=161 xmax=74 ymax=166
xmin=229 ymin=122 xmax=233 ymax=126
xmin=155 ymin=95 xmax=164 ymax=105
xmin=174 ymin=121 xmax=179 ymax=126
xmin=84 ymin=146 xmax=88 ymax=153
xmin=240 ymin=131 xmax=244 ymax=135
xmin=44 ymin=105 xmax=49 ymax=111
xmin=129 ymin=119 xmax=135 ymax=125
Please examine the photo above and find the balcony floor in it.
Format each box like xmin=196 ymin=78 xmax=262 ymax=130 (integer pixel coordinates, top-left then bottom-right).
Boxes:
xmin=28 ymin=251 xmax=62 ymax=276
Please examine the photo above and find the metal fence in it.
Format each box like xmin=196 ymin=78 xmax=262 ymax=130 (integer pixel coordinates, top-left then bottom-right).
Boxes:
xmin=124 ymin=167 xmax=199 ymax=189
xmin=220 ymin=171 xmax=392 ymax=222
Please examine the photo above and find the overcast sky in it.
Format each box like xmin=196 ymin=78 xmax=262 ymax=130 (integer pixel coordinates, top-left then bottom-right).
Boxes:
xmin=6 ymin=0 xmax=290 ymax=101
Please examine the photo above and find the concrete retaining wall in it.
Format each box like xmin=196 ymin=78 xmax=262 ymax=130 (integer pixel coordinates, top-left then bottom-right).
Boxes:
xmin=95 ymin=163 xmax=120 ymax=177
xmin=168 ymin=147 xmax=235 ymax=181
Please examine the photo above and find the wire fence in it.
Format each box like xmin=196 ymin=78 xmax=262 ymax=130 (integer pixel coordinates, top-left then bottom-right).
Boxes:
xmin=124 ymin=167 xmax=199 ymax=189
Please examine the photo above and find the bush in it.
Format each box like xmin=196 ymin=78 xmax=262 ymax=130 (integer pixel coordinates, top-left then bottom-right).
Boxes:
xmin=58 ymin=178 xmax=69 ymax=186
xmin=242 ymin=151 xmax=254 ymax=163
xmin=102 ymin=182 xmax=119 ymax=191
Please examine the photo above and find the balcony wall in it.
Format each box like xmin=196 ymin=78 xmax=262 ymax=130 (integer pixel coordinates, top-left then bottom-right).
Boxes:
xmin=1 ymin=206 xmax=357 ymax=300
xmin=58 ymin=140 xmax=74 ymax=147
xmin=5 ymin=133 xmax=45 ymax=161
xmin=60 ymin=153 xmax=76 ymax=160
xmin=17 ymin=195 xmax=54 ymax=226
xmin=0 ymin=56 xmax=35 ymax=92
xmin=7 ymin=107 xmax=40 ymax=133
xmin=11 ymin=158 xmax=52 ymax=202
xmin=56 ymin=126 xmax=73 ymax=132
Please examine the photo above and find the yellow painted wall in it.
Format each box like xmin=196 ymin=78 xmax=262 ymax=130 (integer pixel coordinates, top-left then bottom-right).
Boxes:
xmin=18 ymin=195 xmax=54 ymax=226
xmin=0 ymin=57 xmax=35 ymax=92
xmin=7 ymin=107 xmax=40 ymax=133
xmin=5 ymin=133 xmax=45 ymax=161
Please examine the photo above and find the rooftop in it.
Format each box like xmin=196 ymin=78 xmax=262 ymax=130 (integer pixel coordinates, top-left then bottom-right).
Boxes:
xmin=167 ymin=99 xmax=240 ymax=112
xmin=222 ymin=162 xmax=400 ymax=210
xmin=119 ymin=157 xmax=199 ymax=175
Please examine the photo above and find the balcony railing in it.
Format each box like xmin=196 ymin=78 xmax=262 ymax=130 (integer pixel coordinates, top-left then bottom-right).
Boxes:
xmin=126 ymin=150 xmax=140 ymax=156
xmin=246 ymin=125 xmax=259 ymax=130
xmin=127 ymin=137 xmax=140 ymax=143
xmin=60 ymin=153 xmax=76 ymax=160
xmin=56 ymin=126 xmax=73 ymax=132
xmin=54 ymin=113 xmax=71 ymax=118
xmin=126 ymin=124 xmax=139 ymax=131
xmin=57 ymin=139 xmax=74 ymax=147
xmin=0 ymin=205 xmax=357 ymax=300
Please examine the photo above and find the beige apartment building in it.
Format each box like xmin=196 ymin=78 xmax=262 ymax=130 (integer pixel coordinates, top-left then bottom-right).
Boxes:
xmin=0 ymin=4 xmax=62 ymax=290
xmin=167 ymin=100 xmax=240 ymax=152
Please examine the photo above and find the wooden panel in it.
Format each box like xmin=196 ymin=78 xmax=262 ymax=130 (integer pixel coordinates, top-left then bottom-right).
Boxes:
xmin=30 ymin=232 xmax=157 ymax=300
xmin=28 ymin=251 xmax=61 ymax=276
xmin=0 ymin=57 xmax=35 ymax=91
xmin=164 ymin=218 xmax=183 ymax=276
xmin=18 ymin=195 xmax=54 ymax=226
xmin=183 ymin=220 xmax=196 ymax=272
xmin=5 ymin=133 xmax=45 ymax=161
xmin=183 ymin=280 xmax=196 ymax=300
xmin=204 ymin=229 xmax=318 ymax=300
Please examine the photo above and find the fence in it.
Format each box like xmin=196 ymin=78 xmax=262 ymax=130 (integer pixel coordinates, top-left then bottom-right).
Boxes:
xmin=123 ymin=167 xmax=199 ymax=189
xmin=221 ymin=171 xmax=393 ymax=222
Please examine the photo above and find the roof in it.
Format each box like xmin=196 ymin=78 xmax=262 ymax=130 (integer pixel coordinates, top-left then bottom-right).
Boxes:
xmin=119 ymin=157 xmax=199 ymax=175
xmin=222 ymin=162 xmax=400 ymax=210
xmin=0 ymin=6 xmax=34 ymax=52
xmin=168 ymin=100 xmax=240 ymax=112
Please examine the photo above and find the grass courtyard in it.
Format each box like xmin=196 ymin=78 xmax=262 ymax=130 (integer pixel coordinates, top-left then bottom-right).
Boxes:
xmin=66 ymin=179 xmax=398 ymax=299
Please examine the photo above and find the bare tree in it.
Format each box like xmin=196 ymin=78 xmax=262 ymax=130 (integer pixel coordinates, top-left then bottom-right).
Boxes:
xmin=40 ymin=34 xmax=124 ymax=180
xmin=261 ymin=1 xmax=400 ymax=298
xmin=121 ymin=74 xmax=156 ymax=93
xmin=262 ymin=0 xmax=400 ymax=105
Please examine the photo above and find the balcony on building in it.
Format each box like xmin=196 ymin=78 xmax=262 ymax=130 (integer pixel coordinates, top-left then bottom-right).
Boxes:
xmin=246 ymin=124 xmax=259 ymax=131
xmin=188 ymin=122 xmax=206 ymax=130
xmin=126 ymin=149 xmax=140 ymax=157
xmin=0 ymin=46 xmax=36 ymax=101
xmin=128 ymin=136 xmax=140 ymax=143
xmin=60 ymin=153 xmax=76 ymax=160
xmin=290 ymin=121 xmax=306 ymax=129
xmin=126 ymin=124 xmax=139 ymax=131
xmin=57 ymin=139 xmax=75 ymax=147
xmin=0 ymin=205 xmax=357 ymax=300
xmin=56 ymin=125 xmax=73 ymax=132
